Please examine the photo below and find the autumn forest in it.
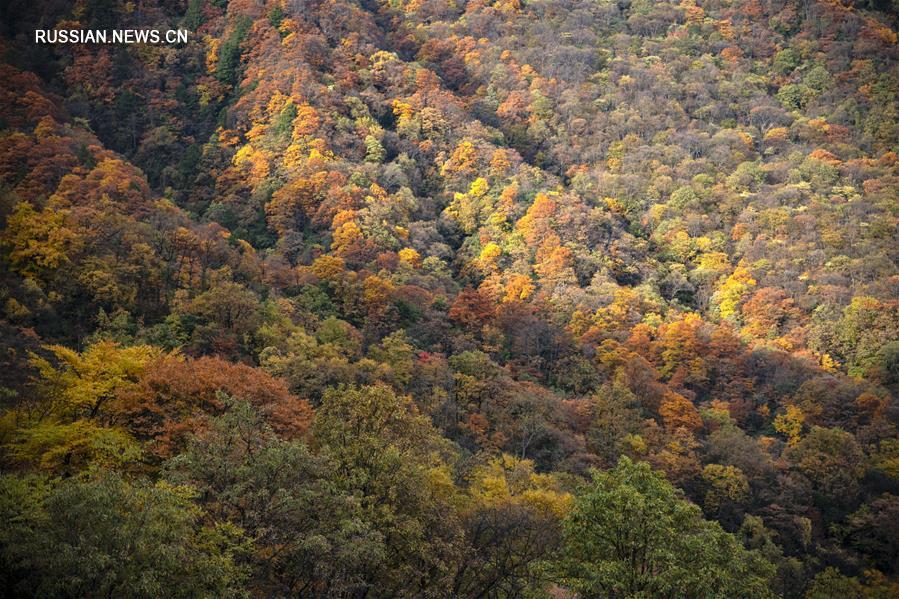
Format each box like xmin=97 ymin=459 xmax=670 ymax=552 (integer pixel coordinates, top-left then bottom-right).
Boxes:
xmin=0 ymin=0 xmax=897 ymax=597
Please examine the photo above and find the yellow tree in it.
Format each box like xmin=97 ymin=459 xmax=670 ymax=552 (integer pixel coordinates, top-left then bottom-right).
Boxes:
xmin=5 ymin=341 xmax=163 ymax=472
xmin=712 ymin=266 xmax=756 ymax=321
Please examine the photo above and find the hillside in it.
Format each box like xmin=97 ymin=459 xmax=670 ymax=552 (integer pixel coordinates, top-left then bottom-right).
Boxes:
xmin=1 ymin=0 xmax=898 ymax=596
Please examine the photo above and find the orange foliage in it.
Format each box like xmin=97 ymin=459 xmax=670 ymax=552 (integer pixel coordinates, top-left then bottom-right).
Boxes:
xmin=659 ymin=391 xmax=703 ymax=433
xmin=449 ymin=287 xmax=496 ymax=329
xmin=115 ymin=355 xmax=313 ymax=459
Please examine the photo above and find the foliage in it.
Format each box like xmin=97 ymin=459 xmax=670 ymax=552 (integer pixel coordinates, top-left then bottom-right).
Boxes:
xmin=547 ymin=457 xmax=775 ymax=598
xmin=0 ymin=471 xmax=247 ymax=598
xmin=0 ymin=0 xmax=897 ymax=594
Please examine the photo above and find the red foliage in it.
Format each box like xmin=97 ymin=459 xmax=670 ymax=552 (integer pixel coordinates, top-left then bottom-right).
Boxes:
xmin=115 ymin=355 xmax=312 ymax=458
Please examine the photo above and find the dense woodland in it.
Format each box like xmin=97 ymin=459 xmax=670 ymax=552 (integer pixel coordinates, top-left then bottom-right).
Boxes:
xmin=0 ymin=0 xmax=897 ymax=596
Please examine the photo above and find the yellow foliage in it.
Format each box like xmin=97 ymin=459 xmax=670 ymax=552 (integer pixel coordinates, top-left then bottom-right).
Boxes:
xmin=516 ymin=192 xmax=557 ymax=244
xmin=504 ymin=273 xmax=534 ymax=302
xmin=681 ymin=0 xmax=705 ymax=24
xmin=489 ymin=149 xmax=511 ymax=175
xmin=332 ymin=209 xmax=358 ymax=229
xmin=363 ymin=275 xmax=395 ymax=305
xmin=479 ymin=242 xmax=502 ymax=263
xmin=603 ymin=197 xmax=625 ymax=214
xmin=819 ymin=352 xmax=839 ymax=373
xmin=468 ymin=454 xmax=572 ymax=517
xmin=718 ymin=18 xmax=735 ymax=40
xmin=696 ymin=252 xmax=730 ymax=276
xmin=233 ymin=144 xmax=270 ymax=183
xmin=369 ymin=183 xmax=388 ymax=202
xmin=307 ymin=147 xmax=332 ymax=166
xmin=764 ymin=127 xmax=789 ymax=142
xmin=371 ymin=50 xmax=400 ymax=68
xmin=624 ymin=433 xmax=648 ymax=455
xmin=217 ymin=128 xmax=240 ymax=146
xmin=713 ymin=266 xmax=756 ymax=320
xmin=392 ymin=99 xmax=414 ymax=121
xmin=441 ymin=140 xmax=478 ymax=176
xmin=9 ymin=420 xmax=142 ymax=472
xmin=398 ymin=247 xmax=422 ymax=268
xmin=204 ymin=36 xmax=220 ymax=74
xmin=773 ymin=405 xmax=805 ymax=446
xmin=332 ymin=221 xmax=363 ymax=254
xmin=292 ymin=103 xmax=320 ymax=139
xmin=29 ymin=341 xmax=164 ymax=418
xmin=469 ymin=177 xmax=489 ymax=197
xmin=444 ymin=191 xmax=480 ymax=234
xmin=494 ymin=0 xmax=522 ymax=14
xmin=5 ymin=342 xmax=164 ymax=471
xmin=2 ymin=202 xmax=80 ymax=277
xmin=311 ymin=255 xmax=346 ymax=281
xmin=265 ymin=91 xmax=291 ymax=118
xmin=245 ymin=122 xmax=267 ymax=140
xmin=659 ymin=391 xmax=703 ymax=432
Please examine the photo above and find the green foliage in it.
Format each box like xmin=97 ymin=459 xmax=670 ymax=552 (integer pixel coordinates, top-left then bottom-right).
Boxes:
xmin=773 ymin=49 xmax=799 ymax=75
xmin=364 ymin=134 xmax=386 ymax=163
xmin=166 ymin=398 xmax=381 ymax=596
xmin=810 ymin=297 xmax=899 ymax=381
xmin=546 ymin=457 xmax=775 ymax=598
xmin=0 ymin=471 xmax=248 ymax=598
xmin=777 ymin=84 xmax=813 ymax=111
xmin=183 ymin=0 xmax=205 ymax=31
xmin=272 ymin=101 xmax=297 ymax=138
xmin=803 ymin=66 xmax=833 ymax=94
xmin=804 ymin=568 xmax=864 ymax=599
xmin=786 ymin=426 xmax=865 ymax=512
xmin=216 ymin=18 xmax=250 ymax=86
xmin=702 ymin=463 xmax=749 ymax=513
xmin=313 ymin=384 xmax=462 ymax=594
xmin=268 ymin=5 xmax=284 ymax=29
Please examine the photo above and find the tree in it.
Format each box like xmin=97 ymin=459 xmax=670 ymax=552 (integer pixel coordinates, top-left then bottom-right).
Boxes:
xmin=312 ymin=384 xmax=463 ymax=595
xmin=659 ymin=390 xmax=703 ymax=433
xmin=804 ymin=568 xmax=864 ymax=599
xmin=785 ymin=426 xmax=865 ymax=513
xmin=774 ymin=405 xmax=805 ymax=446
xmin=1 ymin=202 xmax=79 ymax=279
xmin=546 ymin=457 xmax=775 ymax=598
xmin=453 ymin=454 xmax=570 ymax=597
xmin=0 ymin=471 xmax=247 ymax=598
xmin=842 ymin=494 xmax=899 ymax=575
xmin=702 ymin=463 xmax=749 ymax=515
xmin=448 ymin=287 xmax=495 ymax=331
xmin=115 ymin=354 xmax=312 ymax=459
xmin=4 ymin=342 xmax=162 ymax=473
xmin=166 ymin=398 xmax=381 ymax=597
xmin=174 ymin=280 xmax=262 ymax=357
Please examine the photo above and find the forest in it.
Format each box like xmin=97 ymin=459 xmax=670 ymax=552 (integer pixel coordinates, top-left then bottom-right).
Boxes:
xmin=0 ymin=0 xmax=897 ymax=597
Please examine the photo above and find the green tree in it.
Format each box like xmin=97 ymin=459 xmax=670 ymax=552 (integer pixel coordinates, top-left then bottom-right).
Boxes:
xmin=785 ymin=426 xmax=865 ymax=513
xmin=313 ymin=384 xmax=463 ymax=595
xmin=804 ymin=568 xmax=863 ymax=599
xmin=546 ymin=457 xmax=775 ymax=598
xmin=166 ymin=398 xmax=382 ymax=597
xmin=702 ymin=463 xmax=749 ymax=515
xmin=216 ymin=18 xmax=250 ymax=86
xmin=0 ymin=471 xmax=247 ymax=598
